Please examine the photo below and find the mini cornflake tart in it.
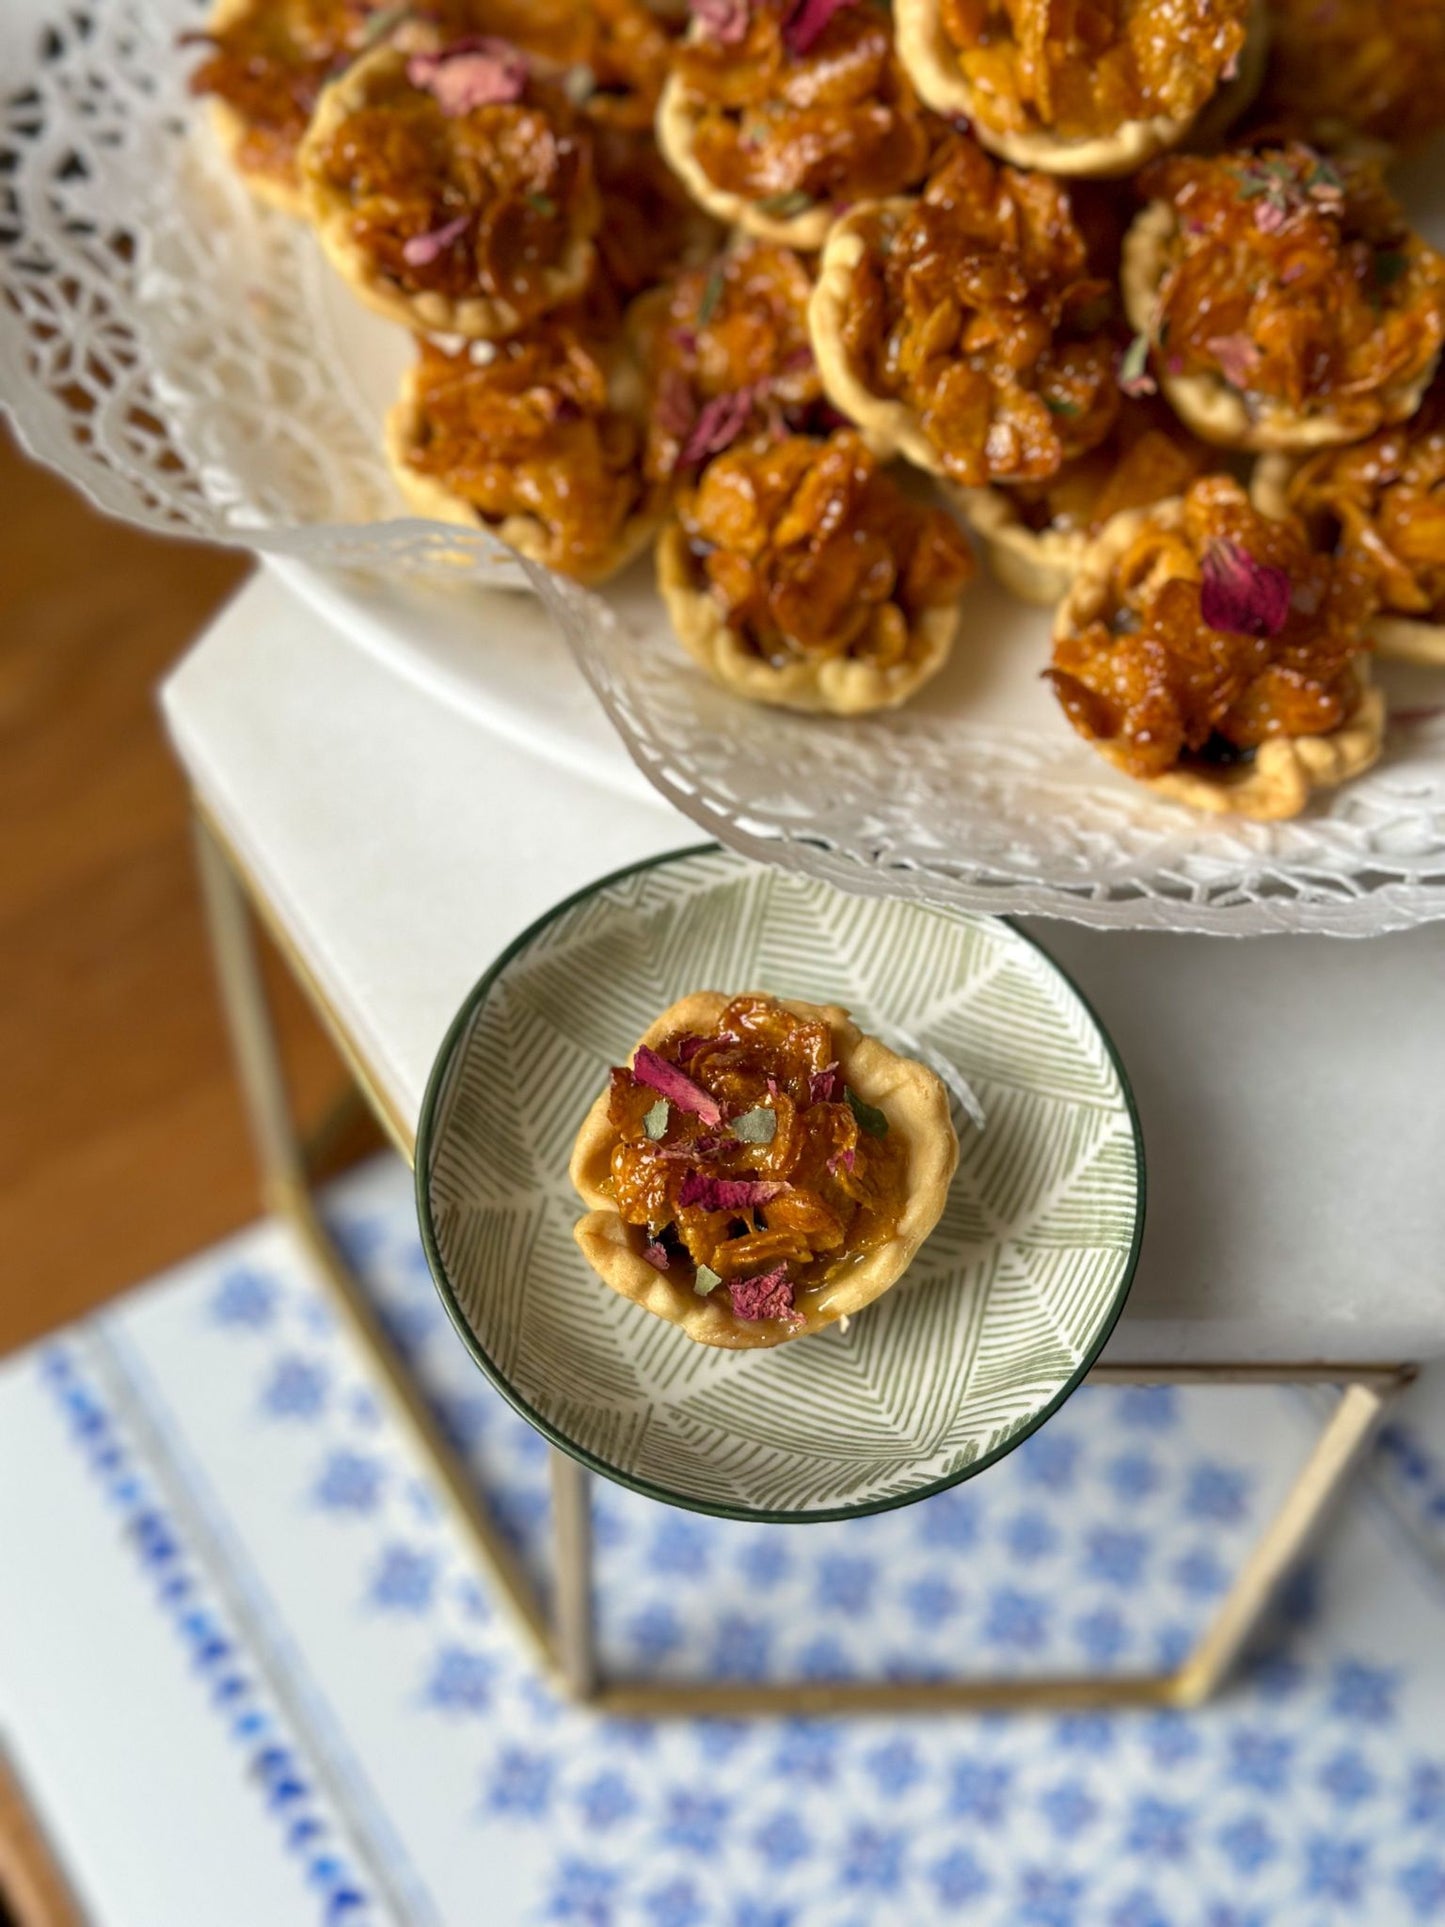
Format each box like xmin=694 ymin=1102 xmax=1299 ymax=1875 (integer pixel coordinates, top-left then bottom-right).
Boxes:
xmin=1254 ymin=376 xmax=1445 ymax=668
xmin=632 ymin=237 xmax=829 ymax=484
xmin=658 ymin=427 xmax=976 ymax=713
xmin=1122 ymin=143 xmax=1445 ymax=455
xmin=1048 ymin=476 xmax=1385 ymax=820
xmin=569 ymin=992 xmax=959 ymax=1350
xmin=298 ymin=37 xmax=600 ymax=338
xmin=185 ymin=0 xmax=416 ymax=215
xmin=894 ymin=0 xmax=1266 ymax=178
xmin=1255 ymin=0 xmax=1445 ymax=155
xmin=954 ymin=394 xmax=1215 ymax=606
xmin=655 ymin=0 xmax=937 ymax=251
xmin=810 ymin=135 xmax=1120 ymax=490
xmin=385 ymin=313 xmax=661 ymax=585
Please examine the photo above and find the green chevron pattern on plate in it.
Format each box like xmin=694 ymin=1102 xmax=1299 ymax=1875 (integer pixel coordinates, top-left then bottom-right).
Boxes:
xmin=417 ymin=847 xmax=1144 ymax=1521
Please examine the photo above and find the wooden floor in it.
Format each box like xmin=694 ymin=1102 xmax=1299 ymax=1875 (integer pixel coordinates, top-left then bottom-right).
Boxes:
xmin=0 ymin=425 xmax=367 ymax=1356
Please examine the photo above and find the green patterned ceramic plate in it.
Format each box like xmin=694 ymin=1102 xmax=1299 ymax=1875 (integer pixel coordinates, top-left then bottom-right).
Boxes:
xmin=417 ymin=846 xmax=1144 ymax=1522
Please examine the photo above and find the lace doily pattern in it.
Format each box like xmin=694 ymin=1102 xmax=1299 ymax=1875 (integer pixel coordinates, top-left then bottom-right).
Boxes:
xmin=4 ymin=0 xmax=1445 ymax=934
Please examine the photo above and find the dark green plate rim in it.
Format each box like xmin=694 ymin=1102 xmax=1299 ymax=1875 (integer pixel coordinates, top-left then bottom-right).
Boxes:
xmin=415 ymin=841 xmax=1147 ymax=1526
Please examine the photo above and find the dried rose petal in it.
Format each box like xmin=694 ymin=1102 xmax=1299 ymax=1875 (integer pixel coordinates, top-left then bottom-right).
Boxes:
xmin=826 ymin=1146 xmax=856 ymax=1176
xmin=1205 ymin=332 xmax=1261 ymax=390
xmin=809 ymin=1064 xmax=841 ymax=1104
xmin=1254 ymin=197 xmax=1289 ymax=236
xmin=402 ymin=213 xmax=470 ymax=267
xmin=654 ymin=369 xmax=695 ymax=441
xmin=728 ymin=1266 xmax=798 ymax=1323
xmin=677 ymin=1174 xmax=788 ymax=1212
xmin=1200 ymin=539 xmax=1292 ymax=639
xmin=690 ymin=0 xmax=750 ymax=43
xmin=783 ymin=0 xmax=857 ymax=56
xmin=407 ymin=38 xmax=527 ymax=115
xmin=674 ymin=1032 xmax=710 ymax=1063
xmin=679 ymin=387 xmax=758 ymax=467
xmin=642 ymin=1241 xmax=670 ymax=1272
xmin=631 ymin=1047 xmax=723 ymax=1127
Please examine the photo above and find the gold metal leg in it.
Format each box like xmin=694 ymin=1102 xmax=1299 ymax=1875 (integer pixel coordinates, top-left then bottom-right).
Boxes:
xmin=550 ymin=1452 xmax=597 ymax=1701
xmin=192 ymin=800 xmax=1415 ymax=1717
xmin=192 ymin=810 xmax=561 ymax=1683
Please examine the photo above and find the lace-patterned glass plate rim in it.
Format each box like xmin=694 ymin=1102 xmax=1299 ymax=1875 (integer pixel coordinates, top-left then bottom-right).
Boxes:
xmin=3 ymin=0 xmax=1445 ymax=936
xmin=415 ymin=842 xmax=1146 ymax=1523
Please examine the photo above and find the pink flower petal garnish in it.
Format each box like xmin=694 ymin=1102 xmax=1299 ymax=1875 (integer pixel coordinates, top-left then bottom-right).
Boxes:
xmin=679 ymin=386 xmax=758 ymax=467
xmin=407 ymin=38 xmax=527 ymax=115
xmin=782 ymin=0 xmax=857 ymax=56
xmin=689 ymin=0 xmax=750 ymax=43
xmin=642 ymin=1241 xmax=670 ymax=1272
xmin=676 ymin=1174 xmax=788 ymax=1212
xmin=826 ymin=1146 xmax=856 ymax=1176
xmin=1200 ymin=540 xmax=1292 ymax=640
xmin=1254 ymin=198 xmax=1289 ymax=235
xmin=631 ymin=1047 xmax=723 ymax=1127
xmin=728 ymin=1265 xmax=798 ymax=1323
xmin=809 ymin=1064 xmax=841 ymax=1104
xmin=655 ymin=369 xmax=695 ymax=441
xmin=402 ymin=212 xmax=470 ymax=267
xmin=1206 ymin=332 xmax=1262 ymax=390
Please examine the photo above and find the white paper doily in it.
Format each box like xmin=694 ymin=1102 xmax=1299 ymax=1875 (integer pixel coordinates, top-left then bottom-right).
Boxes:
xmin=4 ymin=0 xmax=1445 ymax=935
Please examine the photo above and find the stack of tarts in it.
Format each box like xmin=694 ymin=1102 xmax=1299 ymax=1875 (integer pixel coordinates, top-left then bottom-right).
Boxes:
xmin=189 ymin=0 xmax=1445 ymax=820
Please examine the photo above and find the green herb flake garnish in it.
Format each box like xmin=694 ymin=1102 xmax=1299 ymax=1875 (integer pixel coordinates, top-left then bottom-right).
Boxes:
xmin=1374 ymin=250 xmax=1408 ymax=288
xmin=1120 ymin=333 xmax=1151 ymax=387
xmin=694 ymin=1263 xmax=723 ymax=1297
xmin=845 ymin=1087 xmax=889 ymax=1137
xmin=757 ymin=190 xmax=813 ymax=218
xmin=526 ymin=192 xmax=558 ymax=217
xmin=1045 ymin=395 xmax=1081 ymax=417
xmin=696 ymin=262 xmax=725 ymax=329
xmin=643 ymin=1098 xmax=670 ymax=1140
xmin=563 ymin=63 xmax=596 ymax=105
xmin=730 ymin=1105 xmax=777 ymax=1145
xmin=358 ymin=4 xmax=408 ymax=47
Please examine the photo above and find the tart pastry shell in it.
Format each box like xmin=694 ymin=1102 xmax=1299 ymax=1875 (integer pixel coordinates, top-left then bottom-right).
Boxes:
xmin=384 ymin=363 xmax=661 ymax=587
xmin=570 ymin=992 xmax=960 ymax=1351
xmin=1055 ymin=500 xmax=1387 ymax=820
xmin=894 ymin=0 xmax=1266 ymax=179
xmin=952 ymin=485 xmax=1086 ymax=606
xmin=299 ymin=44 xmax=596 ymax=340
xmin=1123 ymin=202 xmax=1440 ymax=454
xmin=809 ymin=204 xmax=946 ymax=474
xmin=1253 ymin=454 xmax=1445 ymax=667
xmin=204 ymin=0 xmax=308 ymax=216
xmin=656 ymin=522 xmax=960 ymax=714
xmin=654 ymin=71 xmax=840 ymax=251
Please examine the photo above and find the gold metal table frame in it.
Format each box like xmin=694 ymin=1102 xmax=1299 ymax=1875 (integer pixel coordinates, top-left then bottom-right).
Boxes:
xmin=194 ymin=808 xmax=1415 ymax=1719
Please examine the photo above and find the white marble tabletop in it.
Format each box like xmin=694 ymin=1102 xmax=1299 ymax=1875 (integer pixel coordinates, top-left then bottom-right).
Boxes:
xmin=162 ymin=569 xmax=1445 ymax=1367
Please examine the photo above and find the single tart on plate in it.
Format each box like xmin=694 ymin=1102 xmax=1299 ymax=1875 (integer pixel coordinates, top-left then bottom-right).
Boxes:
xmin=1122 ymin=143 xmax=1445 ymax=454
xmin=810 ymin=134 xmax=1121 ymax=490
xmin=955 ymin=393 xmax=1215 ymax=606
xmin=569 ymin=992 xmax=960 ymax=1349
xmin=1254 ymin=373 xmax=1445 ymax=668
xmin=655 ymin=0 xmax=937 ymax=251
xmin=297 ymin=35 xmax=600 ymax=338
xmin=894 ymin=0 xmax=1265 ymax=177
xmin=633 ymin=237 xmax=831 ymax=484
xmin=1047 ymin=475 xmax=1385 ymax=820
xmin=1253 ymin=0 xmax=1445 ymax=156
xmin=385 ymin=307 xmax=661 ymax=585
xmin=657 ymin=426 xmax=976 ymax=713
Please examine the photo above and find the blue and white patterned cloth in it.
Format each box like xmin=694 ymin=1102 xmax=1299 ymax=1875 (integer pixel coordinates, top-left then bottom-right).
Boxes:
xmin=1 ymin=1155 xmax=1443 ymax=1927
